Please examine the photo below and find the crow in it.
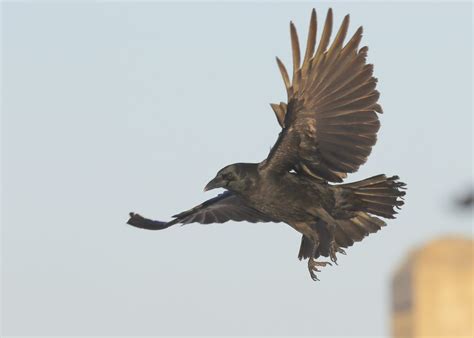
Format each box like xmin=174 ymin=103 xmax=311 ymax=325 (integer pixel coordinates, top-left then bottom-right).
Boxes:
xmin=127 ymin=8 xmax=406 ymax=281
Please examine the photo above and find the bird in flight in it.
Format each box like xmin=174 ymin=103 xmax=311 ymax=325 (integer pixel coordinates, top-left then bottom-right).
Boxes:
xmin=128 ymin=8 xmax=406 ymax=281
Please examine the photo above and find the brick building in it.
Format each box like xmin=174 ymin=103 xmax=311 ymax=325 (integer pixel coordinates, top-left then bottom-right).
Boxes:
xmin=392 ymin=237 xmax=473 ymax=337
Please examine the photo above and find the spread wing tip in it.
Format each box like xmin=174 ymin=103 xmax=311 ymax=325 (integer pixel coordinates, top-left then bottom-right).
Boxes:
xmin=127 ymin=212 xmax=173 ymax=230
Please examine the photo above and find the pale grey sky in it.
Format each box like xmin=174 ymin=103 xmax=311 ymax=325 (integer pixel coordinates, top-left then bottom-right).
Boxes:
xmin=2 ymin=1 xmax=472 ymax=337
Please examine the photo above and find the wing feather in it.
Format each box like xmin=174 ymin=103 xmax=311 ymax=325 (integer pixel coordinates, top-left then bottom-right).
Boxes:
xmin=276 ymin=57 xmax=292 ymax=99
xmin=302 ymin=9 xmax=317 ymax=70
xmin=263 ymin=9 xmax=382 ymax=182
xmin=172 ymin=191 xmax=275 ymax=225
xmin=290 ymin=22 xmax=302 ymax=92
xmin=128 ymin=192 xmax=275 ymax=230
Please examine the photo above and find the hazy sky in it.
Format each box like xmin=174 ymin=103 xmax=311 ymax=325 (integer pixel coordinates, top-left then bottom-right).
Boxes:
xmin=2 ymin=1 xmax=472 ymax=337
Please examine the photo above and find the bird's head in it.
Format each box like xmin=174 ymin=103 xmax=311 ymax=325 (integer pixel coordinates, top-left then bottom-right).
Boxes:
xmin=204 ymin=163 xmax=258 ymax=193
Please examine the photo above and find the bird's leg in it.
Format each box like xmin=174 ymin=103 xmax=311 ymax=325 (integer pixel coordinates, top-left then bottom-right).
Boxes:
xmin=307 ymin=235 xmax=332 ymax=281
xmin=314 ymin=208 xmax=345 ymax=265
xmin=328 ymin=224 xmax=346 ymax=264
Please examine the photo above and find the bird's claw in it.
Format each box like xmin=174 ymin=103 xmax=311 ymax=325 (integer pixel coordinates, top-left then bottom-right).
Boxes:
xmin=329 ymin=241 xmax=342 ymax=265
xmin=307 ymin=258 xmax=332 ymax=281
xmin=310 ymin=271 xmax=320 ymax=281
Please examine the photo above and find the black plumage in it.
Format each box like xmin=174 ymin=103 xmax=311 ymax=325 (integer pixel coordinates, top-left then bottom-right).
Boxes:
xmin=127 ymin=8 xmax=406 ymax=281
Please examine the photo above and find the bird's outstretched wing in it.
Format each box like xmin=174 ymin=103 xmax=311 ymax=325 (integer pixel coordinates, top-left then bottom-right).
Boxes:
xmin=262 ymin=8 xmax=382 ymax=182
xmin=127 ymin=191 xmax=276 ymax=230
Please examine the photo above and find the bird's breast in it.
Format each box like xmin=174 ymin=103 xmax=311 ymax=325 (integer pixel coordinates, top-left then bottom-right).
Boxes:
xmin=243 ymin=174 xmax=324 ymax=223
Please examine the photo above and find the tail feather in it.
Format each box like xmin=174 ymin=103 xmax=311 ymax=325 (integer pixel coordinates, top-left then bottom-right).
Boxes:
xmin=299 ymin=212 xmax=386 ymax=259
xmin=298 ymin=175 xmax=406 ymax=260
xmin=330 ymin=175 xmax=405 ymax=255
xmin=342 ymin=174 xmax=406 ymax=219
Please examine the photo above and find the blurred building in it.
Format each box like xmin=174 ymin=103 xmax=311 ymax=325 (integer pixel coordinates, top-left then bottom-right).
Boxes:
xmin=391 ymin=236 xmax=473 ymax=338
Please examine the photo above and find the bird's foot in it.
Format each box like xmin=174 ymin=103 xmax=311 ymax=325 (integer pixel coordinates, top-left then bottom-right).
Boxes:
xmin=307 ymin=257 xmax=332 ymax=281
xmin=329 ymin=241 xmax=346 ymax=265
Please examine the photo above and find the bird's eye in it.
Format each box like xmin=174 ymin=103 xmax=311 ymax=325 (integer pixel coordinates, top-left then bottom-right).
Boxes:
xmin=223 ymin=173 xmax=234 ymax=181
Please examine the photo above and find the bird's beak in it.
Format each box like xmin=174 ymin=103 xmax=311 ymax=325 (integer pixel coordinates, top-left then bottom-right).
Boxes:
xmin=204 ymin=176 xmax=225 ymax=192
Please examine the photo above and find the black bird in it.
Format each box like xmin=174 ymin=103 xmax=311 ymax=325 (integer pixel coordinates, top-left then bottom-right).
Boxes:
xmin=455 ymin=189 xmax=474 ymax=209
xmin=128 ymin=8 xmax=406 ymax=281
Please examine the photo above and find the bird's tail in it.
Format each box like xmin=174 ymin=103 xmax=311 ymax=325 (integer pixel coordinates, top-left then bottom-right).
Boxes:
xmin=341 ymin=174 xmax=406 ymax=219
xmin=298 ymin=175 xmax=405 ymax=260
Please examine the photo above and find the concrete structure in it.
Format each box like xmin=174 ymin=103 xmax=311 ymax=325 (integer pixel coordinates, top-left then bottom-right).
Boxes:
xmin=392 ymin=236 xmax=473 ymax=338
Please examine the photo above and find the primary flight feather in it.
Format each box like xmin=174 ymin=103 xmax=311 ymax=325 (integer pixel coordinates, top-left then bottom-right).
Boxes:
xmin=128 ymin=8 xmax=406 ymax=281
